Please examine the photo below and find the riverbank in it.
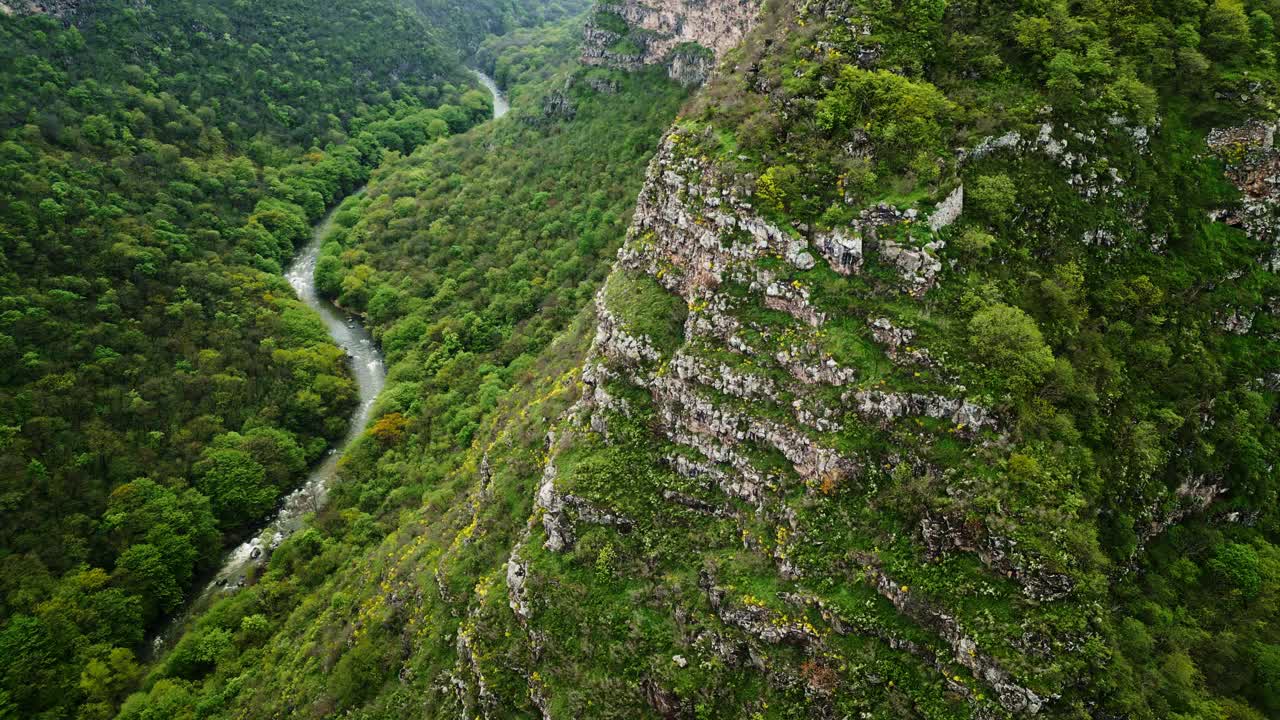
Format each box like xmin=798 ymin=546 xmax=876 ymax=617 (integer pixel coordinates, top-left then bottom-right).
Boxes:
xmin=146 ymin=68 xmax=511 ymax=658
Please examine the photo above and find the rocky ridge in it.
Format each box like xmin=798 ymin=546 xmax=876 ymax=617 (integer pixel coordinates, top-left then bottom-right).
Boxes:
xmin=464 ymin=1 xmax=1279 ymax=717
xmin=0 ymin=0 xmax=83 ymax=16
xmin=500 ymin=81 xmax=1072 ymax=718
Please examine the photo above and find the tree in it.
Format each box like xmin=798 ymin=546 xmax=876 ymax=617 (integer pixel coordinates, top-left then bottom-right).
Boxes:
xmin=79 ymin=648 xmax=141 ymax=708
xmin=369 ymin=412 xmax=411 ymax=446
xmin=815 ymin=66 xmax=954 ymax=162
xmin=968 ymin=303 xmax=1056 ymax=391
xmin=164 ymin=627 xmax=232 ymax=680
xmin=193 ymin=448 xmax=273 ymax=525
xmin=233 ymin=428 xmax=306 ymax=489
xmin=330 ymin=638 xmax=387 ymax=709
xmin=953 ymin=227 xmax=995 ymax=256
xmin=1204 ymin=0 xmax=1252 ymax=59
xmin=1209 ymin=543 xmax=1263 ymax=598
xmin=969 ymin=174 xmax=1018 ymax=224
xmin=0 ymin=615 xmax=64 ymax=711
xmin=112 ymin=544 xmax=181 ymax=620
xmin=102 ymin=478 xmax=219 ymax=585
xmin=1254 ymin=643 xmax=1280 ymax=713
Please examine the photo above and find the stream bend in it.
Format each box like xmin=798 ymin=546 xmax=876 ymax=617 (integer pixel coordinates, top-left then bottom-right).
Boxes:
xmin=148 ymin=69 xmax=507 ymax=656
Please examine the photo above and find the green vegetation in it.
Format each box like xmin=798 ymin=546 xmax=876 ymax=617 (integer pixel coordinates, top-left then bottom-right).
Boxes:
xmin=603 ymin=269 xmax=688 ymax=353
xmin=104 ymin=10 xmax=687 ymax=718
xmin=2 ymin=0 xmax=1278 ymax=716
xmin=0 ymin=0 xmax=536 ymax=715
xmin=639 ymin=0 xmax=1280 ymax=715
xmin=967 ymin=303 xmax=1055 ymax=392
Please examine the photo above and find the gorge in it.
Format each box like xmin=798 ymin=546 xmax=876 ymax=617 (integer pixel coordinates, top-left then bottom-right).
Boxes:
xmin=1 ymin=0 xmax=1278 ymax=719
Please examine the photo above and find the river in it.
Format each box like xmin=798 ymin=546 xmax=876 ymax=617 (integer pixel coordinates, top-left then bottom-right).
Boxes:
xmin=219 ymin=201 xmax=387 ymax=585
xmin=149 ymin=70 xmax=507 ymax=656
xmin=471 ymin=68 xmax=509 ymax=119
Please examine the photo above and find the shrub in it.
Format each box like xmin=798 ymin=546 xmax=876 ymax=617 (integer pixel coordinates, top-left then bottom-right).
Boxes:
xmin=968 ymin=303 xmax=1055 ymax=392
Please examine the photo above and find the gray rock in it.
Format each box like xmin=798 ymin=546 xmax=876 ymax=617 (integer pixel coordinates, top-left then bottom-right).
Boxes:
xmin=928 ymin=185 xmax=964 ymax=232
xmin=814 ymin=229 xmax=863 ymax=275
xmin=880 ymin=239 xmax=943 ymax=296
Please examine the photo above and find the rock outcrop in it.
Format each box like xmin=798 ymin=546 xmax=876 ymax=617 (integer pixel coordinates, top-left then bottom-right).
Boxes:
xmin=1208 ymin=119 xmax=1280 ymax=271
xmin=1 ymin=0 xmax=84 ymax=16
xmin=581 ymin=0 xmax=762 ymax=85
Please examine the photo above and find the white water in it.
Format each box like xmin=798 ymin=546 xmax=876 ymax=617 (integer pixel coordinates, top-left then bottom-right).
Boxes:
xmin=148 ymin=69 xmax=509 ymax=657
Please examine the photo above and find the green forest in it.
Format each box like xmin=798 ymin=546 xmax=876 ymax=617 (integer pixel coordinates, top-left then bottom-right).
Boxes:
xmin=2 ymin=0 xmax=1279 ymax=717
xmin=0 ymin=0 xmax=585 ymax=717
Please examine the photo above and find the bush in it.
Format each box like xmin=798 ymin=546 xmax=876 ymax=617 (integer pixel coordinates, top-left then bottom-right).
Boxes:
xmin=330 ymin=639 xmax=387 ymax=709
xmin=969 ymin=174 xmax=1018 ymax=223
xmin=968 ymin=303 xmax=1055 ymax=392
xmin=1209 ymin=543 xmax=1263 ymax=598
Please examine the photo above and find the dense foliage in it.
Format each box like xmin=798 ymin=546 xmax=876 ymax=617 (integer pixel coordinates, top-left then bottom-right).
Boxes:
xmin=413 ymin=0 xmax=590 ymax=56
xmin=0 ymin=0 xmax=511 ymax=715
xmin=105 ymin=12 xmax=687 ymax=718
xmin=4 ymin=0 xmax=1278 ymax=716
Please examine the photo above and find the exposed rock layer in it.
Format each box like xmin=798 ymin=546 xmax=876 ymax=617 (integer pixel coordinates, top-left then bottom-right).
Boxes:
xmin=582 ymin=0 xmax=762 ymax=85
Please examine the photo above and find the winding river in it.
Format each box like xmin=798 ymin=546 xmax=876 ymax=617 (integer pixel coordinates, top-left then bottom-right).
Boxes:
xmin=150 ymin=70 xmax=507 ymax=655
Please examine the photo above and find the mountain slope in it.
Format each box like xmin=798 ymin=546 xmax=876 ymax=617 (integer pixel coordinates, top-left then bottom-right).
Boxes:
xmin=491 ymin=0 xmax=1280 ymax=717
xmin=109 ymin=14 xmax=690 ymax=719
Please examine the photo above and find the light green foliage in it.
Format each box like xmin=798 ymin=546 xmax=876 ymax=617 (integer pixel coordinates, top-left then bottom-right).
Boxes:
xmin=78 ymin=648 xmax=141 ymax=710
xmin=953 ymin=227 xmax=996 ymax=256
xmin=968 ymin=174 xmax=1018 ymax=223
xmin=816 ymin=67 xmax=955 ymax=163
xmin=968 ymin=303 xmax=1056 ymax=391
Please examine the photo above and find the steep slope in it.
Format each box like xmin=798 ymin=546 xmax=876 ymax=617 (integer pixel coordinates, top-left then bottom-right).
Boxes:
xmin=109 ymin=15 xmax=691 ymax=719
xmin=581 ymin=0 xmax=760 ymax=84
xmin=490 ymin=0 xmax=1280 ymax=718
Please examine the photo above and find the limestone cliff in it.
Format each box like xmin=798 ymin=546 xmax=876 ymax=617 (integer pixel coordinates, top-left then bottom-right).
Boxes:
xmin=581 ymin=0 xmax=760 ymax=85
xmin=0 ymin=0 xmax=83 ymax=16
xmin=485 ymin=0 xmax=1280 ymax=716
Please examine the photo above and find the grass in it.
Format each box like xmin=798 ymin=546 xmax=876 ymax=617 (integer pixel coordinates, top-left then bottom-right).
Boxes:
xmin=603 ymin=268 xmax=689 ymax=354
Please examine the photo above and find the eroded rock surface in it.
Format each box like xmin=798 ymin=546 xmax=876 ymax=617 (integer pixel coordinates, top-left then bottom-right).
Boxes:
xmin=582 ymin=0 xmax=762 ymax=85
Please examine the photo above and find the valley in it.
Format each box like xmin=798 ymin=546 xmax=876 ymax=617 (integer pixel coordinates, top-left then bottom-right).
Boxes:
xmin=1 ymin=0 xmax=1278 ymax=719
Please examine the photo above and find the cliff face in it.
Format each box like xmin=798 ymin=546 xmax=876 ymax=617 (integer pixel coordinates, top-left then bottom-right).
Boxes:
xmin=581 ymin=0 xmax=760 ymax=85
xmin=512 ymin=119 xmax=1062 ymax=720
xmin=0 ymin=0 xmax=83 ymax=16
xmin=487 ymin=0 xmax=1280 ymax=716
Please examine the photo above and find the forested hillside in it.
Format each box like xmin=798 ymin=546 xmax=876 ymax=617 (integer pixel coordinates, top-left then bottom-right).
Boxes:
xmin=3 ymin=0 xmax=1279 ymax=718
xmin=108 ymin=9 xmax=689 ymax=718
xmin=0 ymin=0 xmax=538 ymax=716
